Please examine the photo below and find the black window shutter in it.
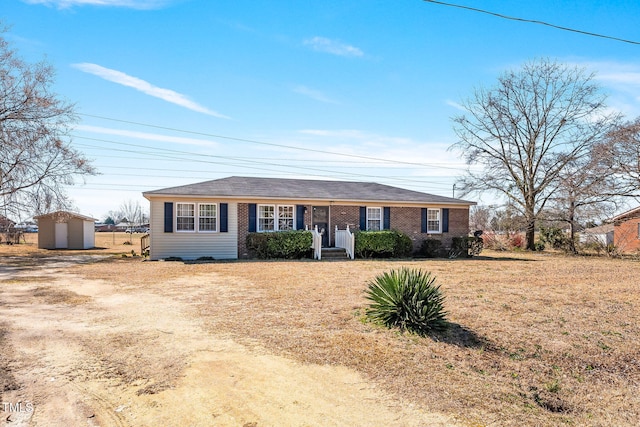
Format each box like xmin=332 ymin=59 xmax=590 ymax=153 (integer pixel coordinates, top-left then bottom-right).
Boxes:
xmin=164 ymin=202 xmax=173 ymax=233
xmin=220 ymin=203 xmax=228 ymax=232
xmin=383 ymin=207 xmax=391 ymax=230
xmin=296 ymin=205 xmax=305 ymax=230
xmin=248 ymin=203 xmax=257 ymax=232
xmin=421 ymin=208 xmax=427 ymax=233
xmin=359 ymin=206 xmax=366 ymax=231
xmin=442 ymin=208 xmax=449 ymax=233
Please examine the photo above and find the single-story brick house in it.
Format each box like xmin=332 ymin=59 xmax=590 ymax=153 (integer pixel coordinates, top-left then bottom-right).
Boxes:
xmin=612 ymin=206 xmax=640 ymax=253
xmin=142 ymin=176 xmax=475 ymax=260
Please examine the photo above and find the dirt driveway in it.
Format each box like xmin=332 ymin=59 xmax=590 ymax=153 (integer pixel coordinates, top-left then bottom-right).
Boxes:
xmin=0 ymin=255 xmax=455 ymax=427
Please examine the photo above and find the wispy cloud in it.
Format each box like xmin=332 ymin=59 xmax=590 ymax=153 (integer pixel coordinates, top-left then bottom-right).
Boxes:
xmin=299 ymin=129 xmax=414 ymax=146
xmin=578 ymin=60 xmax=640 ymax=117
xmin=296 ymin=129 xmax=467 ymax=176
xmin=23 ymin=0 xmax=172 ymax=9
xmin=293 ymin=85 xmax=338 ymax=104
xmin=75 ymin=125 xmax=218 ymax=147
xmin=445 ymin=99 xmax=466 ymax=112
xmin=303 ymin=37 xmax=364 ymax=58
xmin=72 ymin=63 xmax=230 ymax=119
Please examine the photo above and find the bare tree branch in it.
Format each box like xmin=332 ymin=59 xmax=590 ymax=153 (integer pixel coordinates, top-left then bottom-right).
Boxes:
xmin=0 ymin=24 xmax=95 ymax=219
xmin=450 ymin=59 xmax=617 ymax=250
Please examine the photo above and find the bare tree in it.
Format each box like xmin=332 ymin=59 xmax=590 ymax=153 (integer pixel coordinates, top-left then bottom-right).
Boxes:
xmin=602 ymin=117 xmax=640 ymax=197
xmin=119 ymin=199 xmax=148 ymax=228
xmin=544 ymin=143 xmax=622 ymax=253
xmin=0 ymin=25 xmax=94 ymax=218
xmin=469 ymin=205 xmax=491 ymax=232
xmin=451 ymin=59 xmax=616 ymax=250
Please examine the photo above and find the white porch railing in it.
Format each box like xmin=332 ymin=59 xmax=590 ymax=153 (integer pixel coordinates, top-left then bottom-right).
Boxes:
xmin=311 ymin=225 xmax=322 ymax=260
xmin=335 ymin=225 xmax=355 ymax=259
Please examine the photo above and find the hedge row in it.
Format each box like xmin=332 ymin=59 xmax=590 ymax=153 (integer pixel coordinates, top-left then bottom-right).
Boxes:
xmin=246 ymin=230 xmax=313 ymax=259
xmin=354 ymin=230 xmax=413 ymax=258
xmin=246 ymin=230 xmax=482 ymax=259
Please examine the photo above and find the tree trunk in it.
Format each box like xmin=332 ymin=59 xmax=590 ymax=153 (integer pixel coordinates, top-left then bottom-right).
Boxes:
xmin=526 ymin=219 xmax=536 ymax=251
xmin=567 ymin=203 xmax=577 ymax=254
xmin=525 ymin=199 xmax=536 ymax=251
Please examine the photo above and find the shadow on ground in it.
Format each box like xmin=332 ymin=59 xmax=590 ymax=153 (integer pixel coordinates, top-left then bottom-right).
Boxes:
xmin=430 ymin=322 xmax=494 ymax=349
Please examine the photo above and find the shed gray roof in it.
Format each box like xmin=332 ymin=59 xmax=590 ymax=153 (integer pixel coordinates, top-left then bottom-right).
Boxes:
xmin=144 ymin=176 xmax=474 ymax=206
xmin=34 ymin=210 xmax=98 ymax=222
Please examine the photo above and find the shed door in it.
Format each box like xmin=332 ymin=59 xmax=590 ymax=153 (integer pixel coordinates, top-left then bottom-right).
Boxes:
xmin=55 ymin=223 xmax=68 ymax=249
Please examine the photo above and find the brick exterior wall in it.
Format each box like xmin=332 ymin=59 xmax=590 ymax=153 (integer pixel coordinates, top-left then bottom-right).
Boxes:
xmin=237 ymin=203 xmax=249 ymax=258
xmin=237 ymin=202 xmax=470 ymax=257
xmin=388 ymin=207 xmax=469 ymax=252
xmin=330 ymin=205 xmax=470 ymax=252
xmin=238 ymin=203 xmax=315 ymax=258
xmin=329 ymin=205 xmax=360 ymax=245
xmin=614 ymin=215 xmax=640 ymax=253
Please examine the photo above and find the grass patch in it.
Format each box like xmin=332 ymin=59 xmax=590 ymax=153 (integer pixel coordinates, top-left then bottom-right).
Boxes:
xmin=48 ymin=250 xmax=640 ymax=426
xmin=0 ymin=325 xmax=20 ymax=399
xmin=32 ymin=286 xmax=91 ymax=305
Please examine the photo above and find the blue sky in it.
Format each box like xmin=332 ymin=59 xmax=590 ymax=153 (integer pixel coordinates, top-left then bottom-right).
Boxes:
xmin=4 ymin=0 xmax=640 ymax=219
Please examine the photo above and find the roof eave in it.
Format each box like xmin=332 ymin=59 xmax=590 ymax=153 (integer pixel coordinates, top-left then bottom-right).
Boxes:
xmin=143 ymin=192 xmax=475 ymax=206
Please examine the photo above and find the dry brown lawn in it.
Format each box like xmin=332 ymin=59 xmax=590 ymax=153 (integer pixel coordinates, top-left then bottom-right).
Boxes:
xmin=1 ymin=235 xmax=639 ymax=426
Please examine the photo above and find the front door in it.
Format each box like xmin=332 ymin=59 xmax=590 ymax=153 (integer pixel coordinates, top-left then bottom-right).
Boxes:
xmin=312 ymin=206 xmax=330 ymax=247
xmin=55 ymin=222 xmax=68 ymax=249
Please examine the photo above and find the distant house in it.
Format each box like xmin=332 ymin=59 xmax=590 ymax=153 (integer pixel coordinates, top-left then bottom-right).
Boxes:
xmin=34 ymin=211 xmax=97 ymax=250
xmin=0 ymin=215 xmax=18 ymax=244
xmin=579 ymin=223 xmax=614 ymax=246
xmin=0 ymin=215 xmax=15 ymax=232
xmin=612 ymin=206 xmax=640 ymax=253
xmin=142 ymin=176 xmax=475 ymax=260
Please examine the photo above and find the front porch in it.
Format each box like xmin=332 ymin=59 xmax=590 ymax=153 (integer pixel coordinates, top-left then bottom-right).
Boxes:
xmin=311 ymin=225 xmax=354 ymax=260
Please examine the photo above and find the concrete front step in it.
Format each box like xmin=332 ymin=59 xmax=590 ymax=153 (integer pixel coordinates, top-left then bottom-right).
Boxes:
xmin=321 ymin=247 xmax=349 ymax=259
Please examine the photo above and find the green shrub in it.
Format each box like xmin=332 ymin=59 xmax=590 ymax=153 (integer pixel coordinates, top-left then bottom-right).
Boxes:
xmin=246 ymin=230 xmax=313 ymax=259
xmin=365 ymin=268 xmax=448 ymax=335
xmin=417 ymin=238 xmax=443 ymax=258
xmin=539 ymin=226 xmax=569 ymax=250
xmin=354 ymin=230 xmax=413 ymax=258
xmin=450 ymin=236 xmax=484 ymax=258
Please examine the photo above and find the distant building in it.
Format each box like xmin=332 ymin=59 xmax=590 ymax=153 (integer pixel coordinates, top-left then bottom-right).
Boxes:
xmin=612 ymin=206 xmax=640 ymax=253
xmin=579 ymin=223 xmax=614 ymax=246
xmin=34 ymin=211 xmax=97 ymax=250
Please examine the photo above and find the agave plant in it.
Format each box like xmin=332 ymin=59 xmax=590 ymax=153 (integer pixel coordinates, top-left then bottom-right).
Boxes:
xmin=365 ymin=267 xmax=448 ymax=335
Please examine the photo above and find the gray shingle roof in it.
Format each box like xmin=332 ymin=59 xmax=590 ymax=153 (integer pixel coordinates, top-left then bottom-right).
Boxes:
xmin=143 ymin=176 xmax=474 ymax=205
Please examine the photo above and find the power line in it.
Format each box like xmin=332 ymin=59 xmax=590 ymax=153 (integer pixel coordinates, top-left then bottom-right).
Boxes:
xmin=423 ymin=0 xmax=640 ymax=46
xmin=74 ymin=138 xmax=455 ymax=188
xmin=77 ymin=113 xmax=464 ymax=171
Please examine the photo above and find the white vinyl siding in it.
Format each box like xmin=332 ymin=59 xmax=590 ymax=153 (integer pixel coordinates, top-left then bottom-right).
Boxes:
xmin=149 ymin=200 xmax=237 ymax=260
xmin=367 ymin=207 xmax=381 ymax=231
xmin=176 ymin=203 xmax=195 ymax=232
xmin=427 ymin=208 xmax=441 ymax=233
xmin=258 ymin=204 xmax=295 ymax=232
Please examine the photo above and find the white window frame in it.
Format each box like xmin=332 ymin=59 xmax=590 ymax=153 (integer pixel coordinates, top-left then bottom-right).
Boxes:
xmin=176 ymin=203 xmax=195 ymax=232
xmin=198 ymin=203 xmax=218 ymax=232
xmin=367 ymin=207 xmax=382 ymax=231
xmin=257 ymin=204 xmax=296 ymax=232
xmin=278 ymin=205 xmax=294 ymax=231
xmin=427 ymin=208 xmax=441 ymax=234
